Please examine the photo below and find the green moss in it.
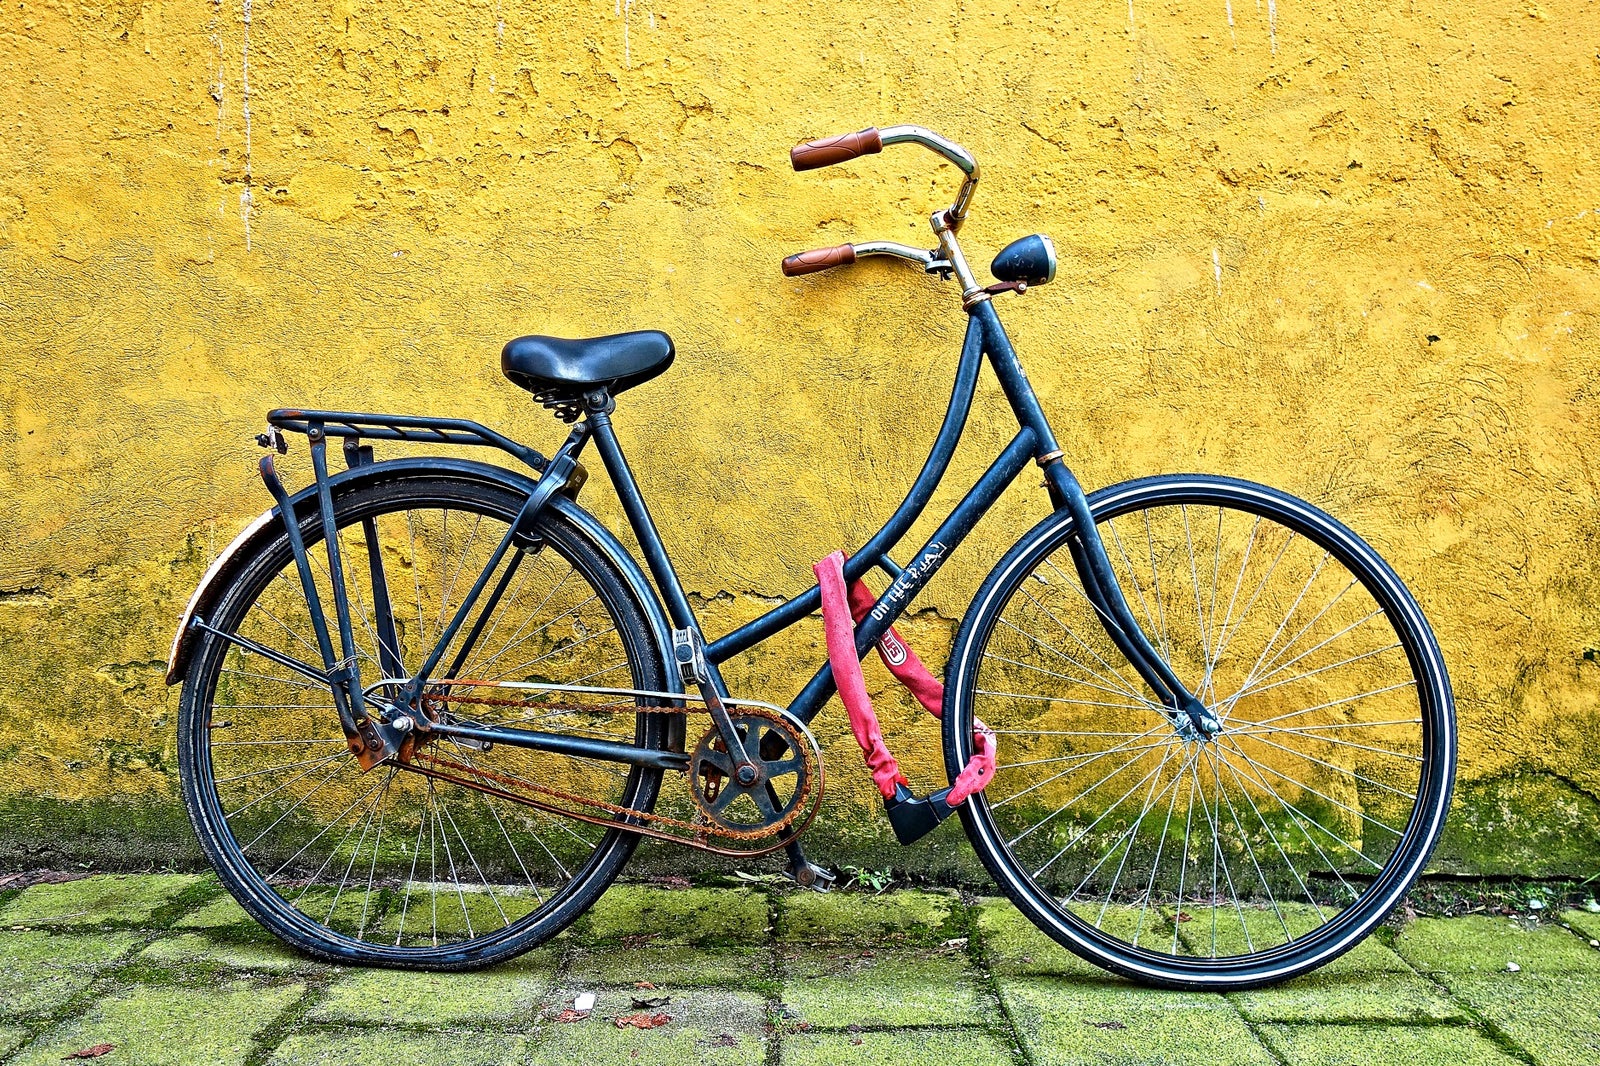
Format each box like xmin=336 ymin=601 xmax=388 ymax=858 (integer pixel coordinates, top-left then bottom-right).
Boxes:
xmin=1393 ymin=915 xmax=1600 ymax=973
xmin=995 ymin=976 xmax=1278 ymax=1066
xmin=0 ymin=874 xmax=201 ymax=928
xmin=584 ymin=886 xmax=769 ymax=946
xmin=1439 ymin=972 xmax=1600 ymax=1066
xmin=778 ymin=889 xmax=957 ymax=945
xmin=781 ymin=1028 xmax=1015 ymax=1066
xmin=1229 ymin=971 xmax=1464 ymax=1024
xmin=137 ymin=933 xmax=327 ymax=974
xmin=779 ymin=948 xmax=992 ymax=1028
xmin=0 ymin=796 xmax=201 ymax=870
xmin=172 ymin=894 xmax=260 ymax=933
xmin=267 ymin=1029 xmax=529 ymax=1066
xmin=563 ymin=945 xmax=762 ymax=989
xmin=1560 ymin=908 xmax=1600 ymax=943
xmin=309 ymin=958 xmax=555 ymax=1026
xmin=6 ymin=980 xmax=303 ymax=1066
xmin=0 ymin=1026 xmax=30 ymax=1058
xmin=1255 ymin=1022 xmax=1524 ymax=1065
xmin=524 ymin=986 xmax=767 ymax=1065
xmin=1432 ymin=773 xmax=1600 ymax=877
xmin=0 ymin=930 xmax=142 ymax=1016
xmin=975 ymin=897 xmax=1104 ymax=978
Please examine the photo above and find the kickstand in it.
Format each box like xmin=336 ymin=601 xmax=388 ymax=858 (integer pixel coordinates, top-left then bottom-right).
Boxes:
xmin=782 ymin=839 xmax=836 ymax=892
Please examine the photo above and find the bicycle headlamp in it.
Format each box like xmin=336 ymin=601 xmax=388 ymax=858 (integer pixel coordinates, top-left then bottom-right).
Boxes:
xmin=990 ymin=234 xmax=1056 ymax=287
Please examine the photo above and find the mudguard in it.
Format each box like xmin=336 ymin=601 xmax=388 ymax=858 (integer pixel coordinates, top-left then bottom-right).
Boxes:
xmin=164 ymin=455 xmax=675 ymax=687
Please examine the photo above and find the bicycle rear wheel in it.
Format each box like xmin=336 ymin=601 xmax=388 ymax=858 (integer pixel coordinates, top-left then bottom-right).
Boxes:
xmin=945 ymin=474 xmax=1454 ymax=989
xmin=177 ymin=467 xmax=669 ymax=968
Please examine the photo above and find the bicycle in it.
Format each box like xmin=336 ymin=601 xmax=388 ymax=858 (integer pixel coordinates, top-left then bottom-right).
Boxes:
xmin=167 ymin=125 xmax=1456 ymax=990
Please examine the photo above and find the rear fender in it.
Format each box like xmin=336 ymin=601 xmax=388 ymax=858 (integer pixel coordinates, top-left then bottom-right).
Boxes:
xmin=165 ymin=456 xmax=675 ymax=687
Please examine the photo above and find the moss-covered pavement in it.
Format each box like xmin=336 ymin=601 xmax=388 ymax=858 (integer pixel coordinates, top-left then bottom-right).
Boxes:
xmin=1 ymin=875 xmax=1598 ymax=1066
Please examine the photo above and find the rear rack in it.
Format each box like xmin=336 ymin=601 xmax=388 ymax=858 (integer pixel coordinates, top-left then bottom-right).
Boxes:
xmin=266 ymin=408 xmax=550 ymax=474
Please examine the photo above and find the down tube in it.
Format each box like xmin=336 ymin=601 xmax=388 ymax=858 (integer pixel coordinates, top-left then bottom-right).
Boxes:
xmin=788 ymin=427 xmax=1038 ymax=724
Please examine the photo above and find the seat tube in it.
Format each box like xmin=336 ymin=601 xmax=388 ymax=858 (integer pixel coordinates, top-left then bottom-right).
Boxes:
xmin=586 ymin=407 xmax=734 ymax=698
xmin=971 ymin=301 xmax=1206 ymax=721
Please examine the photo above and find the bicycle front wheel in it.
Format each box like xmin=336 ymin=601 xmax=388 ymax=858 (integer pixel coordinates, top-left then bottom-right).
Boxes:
xmin=945 ymin=475 xmax=1455 ymax=989
xmin=178 ymin=467 xmax=669 ymax=969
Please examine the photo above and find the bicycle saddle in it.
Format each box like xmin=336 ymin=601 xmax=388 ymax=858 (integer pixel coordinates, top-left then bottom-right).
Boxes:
xmin=501 ymin=330 xmax=675 ymax=399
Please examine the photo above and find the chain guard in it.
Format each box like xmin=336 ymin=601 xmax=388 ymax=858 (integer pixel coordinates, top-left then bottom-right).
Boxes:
xmin=392 ymin=681 xmax=824 ymax=857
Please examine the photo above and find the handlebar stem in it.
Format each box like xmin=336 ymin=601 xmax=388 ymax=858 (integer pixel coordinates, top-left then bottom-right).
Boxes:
xmin=930 ymin=211 xmax=983 ymax=302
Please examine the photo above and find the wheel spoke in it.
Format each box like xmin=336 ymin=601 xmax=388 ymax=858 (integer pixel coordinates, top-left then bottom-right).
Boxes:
xmin=190 ymin=485 xmax=665 ymax=962
xmin=959 ymin=485 xmax=1448 ymax=980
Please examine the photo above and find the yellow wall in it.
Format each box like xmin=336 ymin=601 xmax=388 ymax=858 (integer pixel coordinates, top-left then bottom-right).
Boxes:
xmin=1 ymin=0 xmax=1596 ymax=870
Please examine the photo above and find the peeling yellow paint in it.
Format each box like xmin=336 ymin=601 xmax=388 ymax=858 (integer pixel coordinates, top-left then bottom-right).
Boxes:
xmin=0 ymin=0 xmax=1597 ymax=866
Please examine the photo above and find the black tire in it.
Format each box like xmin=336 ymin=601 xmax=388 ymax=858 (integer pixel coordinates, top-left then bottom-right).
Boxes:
xmin=945 ymin=475 xmax=1455 ymax=990
xmin=178 ymin=468 xmax=669 ymax=969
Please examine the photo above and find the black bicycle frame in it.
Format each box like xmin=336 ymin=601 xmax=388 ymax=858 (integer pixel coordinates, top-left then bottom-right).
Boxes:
xmin=243 ymin=297 xmax=1206 ymax=806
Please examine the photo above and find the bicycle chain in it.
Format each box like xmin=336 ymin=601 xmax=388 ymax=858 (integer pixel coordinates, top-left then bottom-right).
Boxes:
xmin=404 ymin=694 xmax=819 ymax=848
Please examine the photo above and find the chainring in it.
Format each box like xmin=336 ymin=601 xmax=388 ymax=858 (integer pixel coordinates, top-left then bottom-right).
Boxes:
xmin=688 ymin=708 xmax=822 ymax=835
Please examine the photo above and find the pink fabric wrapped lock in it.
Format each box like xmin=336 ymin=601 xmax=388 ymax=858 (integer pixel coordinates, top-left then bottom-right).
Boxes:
xmin=813 ymin=550 xmax=996 ymax=804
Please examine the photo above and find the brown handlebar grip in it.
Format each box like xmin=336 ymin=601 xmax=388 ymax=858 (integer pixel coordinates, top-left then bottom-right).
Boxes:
xmin=790 ymin=128 xmax=883 ymax=171
xmin=781 ymin=244 xmax=857 ymax=276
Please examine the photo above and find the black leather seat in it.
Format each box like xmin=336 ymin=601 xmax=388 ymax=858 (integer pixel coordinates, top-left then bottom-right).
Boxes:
xmin=501 ymin=330 xmax=675 ymax=401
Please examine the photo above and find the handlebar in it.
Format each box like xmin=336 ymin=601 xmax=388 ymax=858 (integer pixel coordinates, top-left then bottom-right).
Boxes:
xmin=781 ymin=244 xmax=856 ymax=277
xmin=790 ymin=128 xmax=883 ymax=171
xmin=782 ymin=124 xmax=981 ymax=282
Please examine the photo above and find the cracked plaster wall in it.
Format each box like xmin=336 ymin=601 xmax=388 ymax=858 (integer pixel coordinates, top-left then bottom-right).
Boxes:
xmin=0 ymin=0 xmax=1597 ymax=872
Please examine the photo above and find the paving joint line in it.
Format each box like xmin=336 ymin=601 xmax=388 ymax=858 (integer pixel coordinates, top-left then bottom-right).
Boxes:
xmin=961 ymin=896 xmax=1037 ymax=1066
xmin=1387 ymin=930 xmax=1542 ymax=1066
xmin=0 ymin=927 xmax=165 ymax=1066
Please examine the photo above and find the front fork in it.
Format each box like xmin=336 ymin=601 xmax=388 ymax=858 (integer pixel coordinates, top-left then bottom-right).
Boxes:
xmin=1041 ymin=459 xmax=1221 ymax=739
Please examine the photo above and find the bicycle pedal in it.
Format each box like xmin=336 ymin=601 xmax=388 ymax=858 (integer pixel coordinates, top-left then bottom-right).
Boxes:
xmin=784 ymin=859 xmax=837 ymax=893
xmin=884 ymin=783 xmax=956 ymax=846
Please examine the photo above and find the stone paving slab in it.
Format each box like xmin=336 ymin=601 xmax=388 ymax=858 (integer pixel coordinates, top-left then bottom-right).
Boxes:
xmin=138 ymin=932 xmax=328 ymax=974
xmin=171 ymin=894 xmax=259 ymax=933
xmin=1393 ymin=915 xmax=1600 ymax=973
xmin=779 ymin=947 xmax=992 ymax=1028
xmin=267 ymin=1028 xmax=529 ymax=1066
xmin=778 ymin=890 xmax=957 ymax=945
xmin=563 ymin=945 xmax=762 ymax=989
xmin=781 ymin=1028 xmax=1016 ymax=1066
xmin=1228 ymin=969 xmax=1466 ymax=1024
xmin=6 ymin=980 xmax=302 ymax=1066
xmin=1436 ymin=971 xmax=1600 ymax=1066
xmin=0 ymin=1029 xmax=26 ymax=1060
xmin=309 ymin=959 xmax=555 ymax=1026
xmin=0 ymin=875 xmax=201 ymax=929
xmin=976 ymin=897 xmax=1104 ymax=977
xmin=1560 ymin=908 xmax=1600 ymax=943
xmin=3 ymin=877 xmax=1598 ymax=1066
xmin=525 ymin=987 xmax=767 ymax=1065
xmin=1256 ymin=1022 xmax=1526 ymax=1065
xmin=997 ymin=977 xmax=1280 ymax=1066
xmin=585 ymin=886 xmax=770 ymax=945
xmin=0 ymin=931 xmax=141 ymax=1017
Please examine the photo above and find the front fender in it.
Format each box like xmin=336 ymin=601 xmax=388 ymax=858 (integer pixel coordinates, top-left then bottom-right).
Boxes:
xmin=165 ymin=455 xmax=675 ymax=687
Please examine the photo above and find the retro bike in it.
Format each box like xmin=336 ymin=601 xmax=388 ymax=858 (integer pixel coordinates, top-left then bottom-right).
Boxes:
xmin=169 ymin=125 xmax=1455 ymax=990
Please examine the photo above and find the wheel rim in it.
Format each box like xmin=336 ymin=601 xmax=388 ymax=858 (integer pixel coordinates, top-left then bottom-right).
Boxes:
xmin=187 ymin=481 xmax=662 ymax=958
xmin=953 ymin=478 xmax=1453 ymax=981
